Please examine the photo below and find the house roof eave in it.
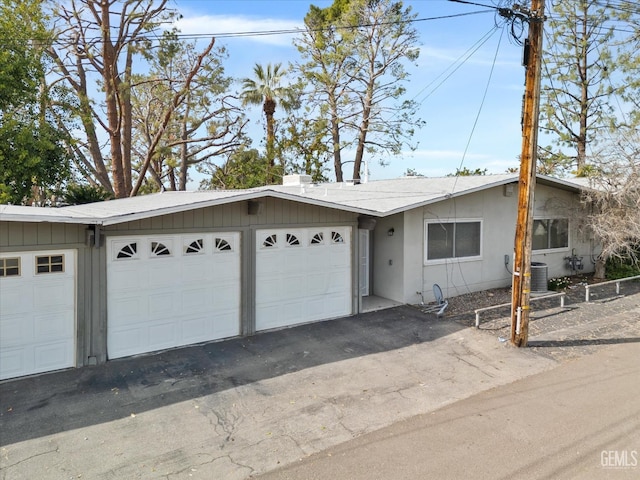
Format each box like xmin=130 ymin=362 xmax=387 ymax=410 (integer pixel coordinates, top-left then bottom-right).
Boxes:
xmin=0 ymin=205 xmax=99 ymax=225
xmin=0 ymin=174 xmax=590 ymax=225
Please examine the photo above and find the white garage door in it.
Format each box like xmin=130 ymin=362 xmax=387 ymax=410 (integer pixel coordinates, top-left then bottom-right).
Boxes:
xmin=256 ymin=227 xmax=352 ymax=331
xmin=107 ymin=233 xmax=241 ymax=359
xmin=0 ymin=250 xmax=76 ymax=380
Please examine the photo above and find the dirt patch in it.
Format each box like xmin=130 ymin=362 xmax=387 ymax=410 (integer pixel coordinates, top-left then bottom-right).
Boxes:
xmin=426 ymin=274 xmax=640 ymax=326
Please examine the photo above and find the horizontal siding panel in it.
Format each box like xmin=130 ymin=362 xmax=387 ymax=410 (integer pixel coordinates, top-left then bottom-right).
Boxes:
xmin=104 ymin=199 xmax=358 ymax=232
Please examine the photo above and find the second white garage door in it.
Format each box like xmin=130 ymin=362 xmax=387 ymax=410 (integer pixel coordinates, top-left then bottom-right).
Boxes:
xmin=107 ymin=233 xmax=241 ymax=359
xmin=255 ymin=227 xmax=352 ymax=331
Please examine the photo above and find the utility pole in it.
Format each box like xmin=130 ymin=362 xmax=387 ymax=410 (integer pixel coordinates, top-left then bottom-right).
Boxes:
xmin=510 ymin=0 xmax=546 ymax=347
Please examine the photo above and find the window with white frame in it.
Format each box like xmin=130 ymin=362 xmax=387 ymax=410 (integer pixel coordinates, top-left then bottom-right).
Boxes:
xmin=425 ymin=220 xmax=482 ymax=261
xmin=532 ymin=218 xmax=569 ymax=250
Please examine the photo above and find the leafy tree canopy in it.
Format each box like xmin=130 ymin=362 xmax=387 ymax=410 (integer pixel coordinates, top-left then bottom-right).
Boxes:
xmin=199 ymin=149 xmax=277 ymax=190
xmin=294 ymin=0 xmax=422 ymax=183
xmin=0 ymin=0 xmax=71 ymax=204
xmin=447 ymin=167 xmax=487 ymax=177
xmin=62 ymin=183 xmax=113 ymax=205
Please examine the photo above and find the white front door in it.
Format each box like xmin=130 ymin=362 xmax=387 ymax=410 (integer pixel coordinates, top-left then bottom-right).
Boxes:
xmin=106 ymin=233 xmax=241 ymax=359
xmin=0 ymin=250 xmax=76 ymax=380
xmin=359 ymin=229 xmax=370 ymax=296
xmin=255 ymin=227 xmax=352 ymax=331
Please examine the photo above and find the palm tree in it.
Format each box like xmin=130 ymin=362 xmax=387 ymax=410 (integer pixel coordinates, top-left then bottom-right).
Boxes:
xmin=240 ymin=63 xmax=295 ymax=168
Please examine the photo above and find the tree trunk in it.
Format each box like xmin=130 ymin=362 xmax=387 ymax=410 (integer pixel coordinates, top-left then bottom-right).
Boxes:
xmin=594 ymin=255 xmax=607 ymax=279
xmin=353 ymin=83 xmax=374 ymax=183
xmin=330 ymin=96 xmax=343 ymax=182
xmin=70 ymin=72 xmax=113 ymax=192
xmin=179 ymin=113 xmax=189 ymax=191
xmin=122 ymin=45 xmax=134 ymax=196
xmin=577 ymin=8 xmax=588 ymax=173
xmin=169 ymin=167 xmax=177 ymax=191
xmin=101 ymin=2 xmax=126 ymax=198
xmin=263 ymin=98 xmax=276 ymax=167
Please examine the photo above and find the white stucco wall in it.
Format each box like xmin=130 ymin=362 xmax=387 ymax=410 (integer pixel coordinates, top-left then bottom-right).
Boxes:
xmin=530 ymin=183 xmax=594 ymax=279
xmin=403 ymin=209 xmax=426 ymax=305
xmin=395 ymin=183 xmax=594 ymax=304
xmin=372 ymin=214 xmax=404 ymax=301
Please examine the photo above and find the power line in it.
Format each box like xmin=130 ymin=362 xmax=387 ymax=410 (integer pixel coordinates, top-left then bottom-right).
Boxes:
xmin=545 ymin=0 xmax=640 ymax=35
xmin=46 ymin=9 xmax=495 ymax=47
xmin=448 ymin=0 xmax=500 ymax=9
xmin=592 ymin=0 xmax=640 ymax=16
xmin=412 ymin=25 xmax=503 ymax=107
xmin=453 ymin=24 xmax=507 ymax=187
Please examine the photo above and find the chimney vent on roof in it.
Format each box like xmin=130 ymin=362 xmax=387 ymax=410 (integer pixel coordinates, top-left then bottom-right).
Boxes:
xmin=282 ymin=174 xmax=312 ymax=186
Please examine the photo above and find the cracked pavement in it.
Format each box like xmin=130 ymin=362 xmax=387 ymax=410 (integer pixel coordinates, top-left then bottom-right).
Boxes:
xmin=1 ymin=293 xmax=637 ymax=479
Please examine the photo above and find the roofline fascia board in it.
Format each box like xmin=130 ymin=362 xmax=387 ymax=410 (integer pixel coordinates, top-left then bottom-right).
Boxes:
xmin=98 ymin=190 xmax=268 ymax=226
xmin=0 ymin=174 xmax=587 ymax=225
xmin=375 ymin=174 xmax=585 ymax=217
xmin=375 ymin=176 xmax=520 ymax=217
xmin=0 ymin=213 xmax=99 ymax=224
xmin=536 ymin=174 xmax=586 ymax=192
xmin=97 ymin=189 xmax=377 ymax=226
xmin=261 ymin=190 xmax=382 ymax=217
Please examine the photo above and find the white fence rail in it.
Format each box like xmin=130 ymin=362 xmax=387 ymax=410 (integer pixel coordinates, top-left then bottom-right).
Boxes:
xmin=473 ymin=275 xmax=640 ymax=328
xmin=584 ymin=275 xmax=640 ymax=302
xmin=474 ymin=292 xmax=566 ymax=328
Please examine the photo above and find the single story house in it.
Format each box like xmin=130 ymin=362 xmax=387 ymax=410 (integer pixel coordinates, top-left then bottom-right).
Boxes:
xmin=0 ymin=173 xmax=594 ymax=380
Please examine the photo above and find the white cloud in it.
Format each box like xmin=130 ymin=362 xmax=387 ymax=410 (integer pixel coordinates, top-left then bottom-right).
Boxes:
xmin=362 ymin=148 xmax=520 ymax=180
xmin=418 ymin=45 xmax=520 ymax=70
xmin=174 ymin=15 xmax=303 ymax=46
xmin=405 ymin=149 xmax=491 ymax=161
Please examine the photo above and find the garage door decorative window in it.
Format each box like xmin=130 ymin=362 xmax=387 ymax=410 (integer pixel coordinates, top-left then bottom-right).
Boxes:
xmin=185 ymin=238 xmax=204 ymax=254
xmin=331 ymin=231 xmax=344 ymax=244
xmin=151 ymin=241 xmax=171 ymax=257
xmin=286 ymin=233 xmax=300 ymax=246
xmin=116 ymin=242 xmax=137 ymax=259
xmin=215 ymin=238 xmax=232 ymax=252
xmin=0 ymin=257 xmax=20 ymax=277
xmin=36 ymin=255 xmax=64 ymax=274
xmin=263 ymin=234 xmax=277 ymax=248
xmin=106 ymin=233 xmax=241 ymax=360
xmin=311 ymin=232 xmax=324 ymax=245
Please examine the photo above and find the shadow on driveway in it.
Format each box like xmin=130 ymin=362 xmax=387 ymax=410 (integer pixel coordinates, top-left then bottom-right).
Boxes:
xmin=0 ymin=305 xmax=461 ymax=446
xmin=528 ymin=337 xmax=640 ymax=348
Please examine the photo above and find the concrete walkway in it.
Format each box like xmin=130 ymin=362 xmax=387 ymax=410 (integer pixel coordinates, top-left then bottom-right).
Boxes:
xmin=1 ymin=292 xmax=638 ymax=479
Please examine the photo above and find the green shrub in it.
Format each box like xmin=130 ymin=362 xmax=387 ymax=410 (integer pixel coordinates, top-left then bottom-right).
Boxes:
xmin=548 ymin=276 xmax=571 ymax=291
xmin=63 ymin=183 xmax=113 ymax=205
xmin=606 ymin=261 xmax=640 ymax=280
xmin=606 ymin=250 xmax=640 ymax=280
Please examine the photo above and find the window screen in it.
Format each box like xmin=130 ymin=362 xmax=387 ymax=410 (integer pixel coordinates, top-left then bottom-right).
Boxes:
xmin=426 ymin=221 xmax=481 ymax=261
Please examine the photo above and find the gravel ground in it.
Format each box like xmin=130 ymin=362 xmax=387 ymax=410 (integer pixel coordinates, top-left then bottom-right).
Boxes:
xmin=429 ymin=273 xmax=640 ymax=325
xmin=426 ymin=273 xmax=640 ymax=361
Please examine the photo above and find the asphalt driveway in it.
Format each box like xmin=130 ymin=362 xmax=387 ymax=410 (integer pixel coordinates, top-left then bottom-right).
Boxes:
xmin=1 ymin=304 xmax=557 ymax=479
xmin=1 ymin=290 xmax=638 ymax=479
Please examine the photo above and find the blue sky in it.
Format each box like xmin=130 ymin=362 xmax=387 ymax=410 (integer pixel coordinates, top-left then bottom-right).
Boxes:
xmin=171 ymin=0 xmax=527 ymax=180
